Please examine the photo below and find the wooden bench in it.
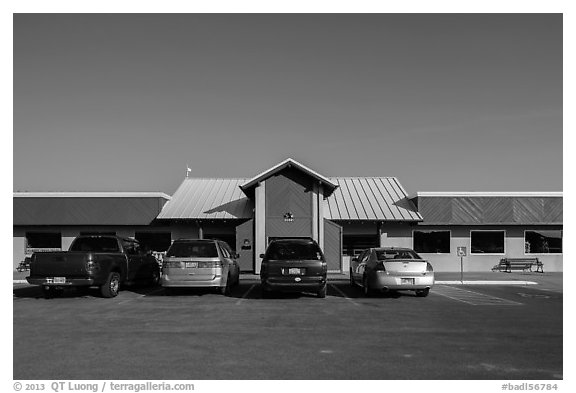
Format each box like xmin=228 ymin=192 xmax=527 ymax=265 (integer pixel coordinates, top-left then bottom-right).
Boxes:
xmin=492 ymin=258 xmax=543 ymax=273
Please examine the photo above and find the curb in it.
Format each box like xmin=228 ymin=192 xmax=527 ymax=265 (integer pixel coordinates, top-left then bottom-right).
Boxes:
xmin=436 ymin=280 xmax=538 ymax=285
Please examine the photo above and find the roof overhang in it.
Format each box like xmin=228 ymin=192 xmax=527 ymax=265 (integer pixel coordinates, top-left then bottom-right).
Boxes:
xmin=240 ymin=158 xmax=339 ymax=198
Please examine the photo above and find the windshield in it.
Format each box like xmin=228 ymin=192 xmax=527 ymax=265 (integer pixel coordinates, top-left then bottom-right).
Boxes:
xmin=376 ymin=249 xmax=421 ymax=260
xmin=69 ymin=237 xmax=120 ymax=252
xmin=265 ymin=241 xmax=323 ymax=261
xmin=166 ymin=241 xmax=218 ymax=258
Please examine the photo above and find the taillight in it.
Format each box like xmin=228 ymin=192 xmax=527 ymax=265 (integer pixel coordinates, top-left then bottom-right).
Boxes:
xmin=374 ymin=262 xmax=387 ymax=271
xmin=198 ymin=261 xmax=222 ymax=268
xmin=321 ymin=262 xmax=328 ymax=274
xmin=426 ymin=262 xmax=433 ymax=272
xmin=163 ymin=261 xmax=184 ymax=269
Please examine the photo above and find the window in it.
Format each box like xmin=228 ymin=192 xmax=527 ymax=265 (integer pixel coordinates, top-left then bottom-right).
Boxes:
xmin=167 ymin=241 xmax=218 ymax=258
xmin=343 ymin=235 xmax=379 ymax=256
xmin=80 ymin=231 xmax=116 ymax=236
xmin=525 ymin=230 xmax=562 ymax=254
xmin=25 ymin=232 xmax=61 ymax=252
xmin=413 ymin=230 xmax=450 ymax=253
xmin=470 ymin=231 xmax=505 ymax=254
xmin=134 ymin=232 xmax=172 ymax=252
xmin=69 ymin=237 xmax=120 ymax=252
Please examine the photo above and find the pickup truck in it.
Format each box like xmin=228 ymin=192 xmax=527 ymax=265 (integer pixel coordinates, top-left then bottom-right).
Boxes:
xmin=26 ymin=235 xmax=161 ymax=298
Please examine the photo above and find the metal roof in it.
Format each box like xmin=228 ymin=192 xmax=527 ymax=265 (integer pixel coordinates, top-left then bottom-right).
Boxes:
xmin=13 ymin=192 xmax=171 ymax=199
xmin=13 ymin=193 xmax=170 ymax=226
xmin=156 ymin=178 xmax=253 ymax=220
xmin=325 ymin=177 xmax=422 ymax=221
xmin=415 ymin=194 xmax=563 ymax=225
xmin=157 ymin=176 xmax=420 ymax=221
xmin=240 ymin=158 xmax=339 ymax=198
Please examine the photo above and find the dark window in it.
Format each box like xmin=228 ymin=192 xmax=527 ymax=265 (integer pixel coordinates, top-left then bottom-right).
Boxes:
xmin=25 ymin=232 xmax=61 ymax=251
xmin=343 ymin=235 xmax=379 ymax=256
xmin=205 ymin=234 xmax=236 ymax=252
xmin=265 ymin=240 xmax=323 ymax=261
xmin=413 ymin=230 xmax=450 ymax=253
xmin=470 ymin=231 xmax=505 ymax=254
xmin=80 ymin=231 xmax=116 ymax=236
xmin=525 ymin=230 xmax=562 ymax=254
xmin=375 ymin=249 xmax=422 ymax=260
xmin=134 ymin=232 xmax=172 ymax=252
xmin=166 ymin=241 xmax=218 ymax=258
xmin=69 ymin=237 xmax=120 ymax=252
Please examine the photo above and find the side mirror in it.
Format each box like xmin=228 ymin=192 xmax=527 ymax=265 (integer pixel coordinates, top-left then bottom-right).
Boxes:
xmin=235 ymin=253 xmax=240 ymax=259
xmin=259 ymin=253 xmax=265 ymax=259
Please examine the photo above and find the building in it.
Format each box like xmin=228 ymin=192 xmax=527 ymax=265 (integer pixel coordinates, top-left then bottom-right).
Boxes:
xmin=13 ymin=158 xmax=563 ymax=272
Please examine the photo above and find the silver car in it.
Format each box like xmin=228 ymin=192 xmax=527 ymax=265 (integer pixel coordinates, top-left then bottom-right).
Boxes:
xmin=161 ymin=239 xmax=240 ymax=296
xmin=350 ymin=247 xmax=434 ymax=297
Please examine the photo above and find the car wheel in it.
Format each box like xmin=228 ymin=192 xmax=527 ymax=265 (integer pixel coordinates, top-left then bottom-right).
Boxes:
xmin=362 ymin=276 xmax=372 ymax=297
xmin=149 ymin=267 xmax=161 ymax=287
xmin=100 ymin=272 xmax=121 ymax=298
xmin=261 ymin=283 xmax=273 ymax=298
xmin=42 ymin=286 xmax=55 ymax=299
xmin=219 ymin=275 xmax=231 ymax=296
xmin=349 ymin=269 xmax=357 ymax=287
xmin=317 ymin=283 xmax=327 ymax=298
xmin=415 ymin=288 xmax=430 ymax=297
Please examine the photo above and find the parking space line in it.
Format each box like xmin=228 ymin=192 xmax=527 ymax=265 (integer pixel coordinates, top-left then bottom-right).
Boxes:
xmin=329 ymin=284 xmax=360 ymax=306
xmin=116 ymin=288 xmax=164 ymax=305
xmin=236 ymin=284 xmax=256 ymax=305
xmin=432 ymin=285 xmax=523 ymax=306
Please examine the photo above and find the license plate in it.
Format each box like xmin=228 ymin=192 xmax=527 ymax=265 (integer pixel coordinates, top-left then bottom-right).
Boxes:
xmin=401 ymin=278 xmax=415 ymax=285
xmin=185 ymin=262 xmax=198 ymax=268
xmin=48 ymin=277 xmax=66 ymax=284
xmin=286 ymin=268 xmax=303 ymax=275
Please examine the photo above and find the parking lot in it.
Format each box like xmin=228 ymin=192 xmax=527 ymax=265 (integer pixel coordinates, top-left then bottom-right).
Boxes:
xmin=13 ymin=274 xmax=562 ymax=380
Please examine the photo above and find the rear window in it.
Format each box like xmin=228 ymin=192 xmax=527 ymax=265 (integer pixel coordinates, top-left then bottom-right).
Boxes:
xmin=166 ymin=241 xmax=218 ymax=258
xmin=376 ymin=249 xmax=421 ymax=260
xmin=265 ymin=241 xmax=323 ymax=260
xmin=69 ymin=237 xmax=120 ymax=252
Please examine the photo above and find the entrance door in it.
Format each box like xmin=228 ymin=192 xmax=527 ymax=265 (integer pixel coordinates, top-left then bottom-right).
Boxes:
xmin=324 ymin=219 xmax=342 ymax=272
xmin=235 ymin=219 xmax=254 ymax=272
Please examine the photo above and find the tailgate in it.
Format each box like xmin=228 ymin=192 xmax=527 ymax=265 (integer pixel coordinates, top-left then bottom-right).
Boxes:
xmin=383 ymin=259 xmax=428 ymax=274
xmin=30 ymin=252 xmax=90 ymax=277
xmin=266 ymin=260 xmax=325 ymax=276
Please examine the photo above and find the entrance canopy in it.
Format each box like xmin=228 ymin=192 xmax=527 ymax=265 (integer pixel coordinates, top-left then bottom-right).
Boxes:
xmin=240 ymin=158 xmax=339 ymax=199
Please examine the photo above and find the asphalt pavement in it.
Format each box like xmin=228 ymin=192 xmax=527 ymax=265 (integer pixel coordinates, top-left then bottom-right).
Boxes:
xmin=13 ymin=271 xmax=563 ymax=380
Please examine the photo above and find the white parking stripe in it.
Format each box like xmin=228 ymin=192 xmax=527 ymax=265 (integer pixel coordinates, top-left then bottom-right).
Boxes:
xmin=116 ymin=288 xmax=164 ymax=305
xmin=432 ymin=285 xmax=522 ymax=306
xmin=236 ymin=284 xmax=256 ymax=305
xmin=329 ymin=284 xmax=360 ymax=306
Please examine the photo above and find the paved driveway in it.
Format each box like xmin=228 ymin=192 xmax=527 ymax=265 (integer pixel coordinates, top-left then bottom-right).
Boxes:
xmin=13 ymin=279 xmax=562 ymax=380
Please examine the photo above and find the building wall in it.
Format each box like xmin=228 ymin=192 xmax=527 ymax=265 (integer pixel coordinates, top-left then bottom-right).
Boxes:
xmin=13 ymin=225 xmax=182 ymax=270
xmin=412 ymin=225 xmax=563 ymax=272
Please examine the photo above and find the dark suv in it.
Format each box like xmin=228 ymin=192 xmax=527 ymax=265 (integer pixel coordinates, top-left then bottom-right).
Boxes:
xmin=260 ymin=238 xmax=328 ymax=298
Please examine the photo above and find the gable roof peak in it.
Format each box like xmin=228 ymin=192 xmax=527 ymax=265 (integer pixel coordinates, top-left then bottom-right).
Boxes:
xmin=240 ymin=158 xmax=338 ymax=198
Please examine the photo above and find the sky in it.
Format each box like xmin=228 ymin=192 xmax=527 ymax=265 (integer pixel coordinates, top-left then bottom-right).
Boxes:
xmin=12 ymin=13 xmax=563 ymax=195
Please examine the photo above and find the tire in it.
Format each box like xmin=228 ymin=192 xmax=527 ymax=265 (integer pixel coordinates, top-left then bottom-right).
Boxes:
xmin=219 ymin=275 xmax=231 ymax=296
xmin=42 ymin=286 xmax=54 ymax=299
xmin=362 ymin=276 xmax=372 ymax=297
xmin=100 ymin=272 xmax=121 ymax=298
xmin=317 ymin=283 xmax=327 ymax=298
xmin=415 ymin=288 xmax=430 ymax=297
xmin=261 ymin=283 xmax=273 ymax=298
xmin=149 ymin=267 xmax=161 ymax=287
xmin=349 ymin=269 xmax=357 ymax=287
